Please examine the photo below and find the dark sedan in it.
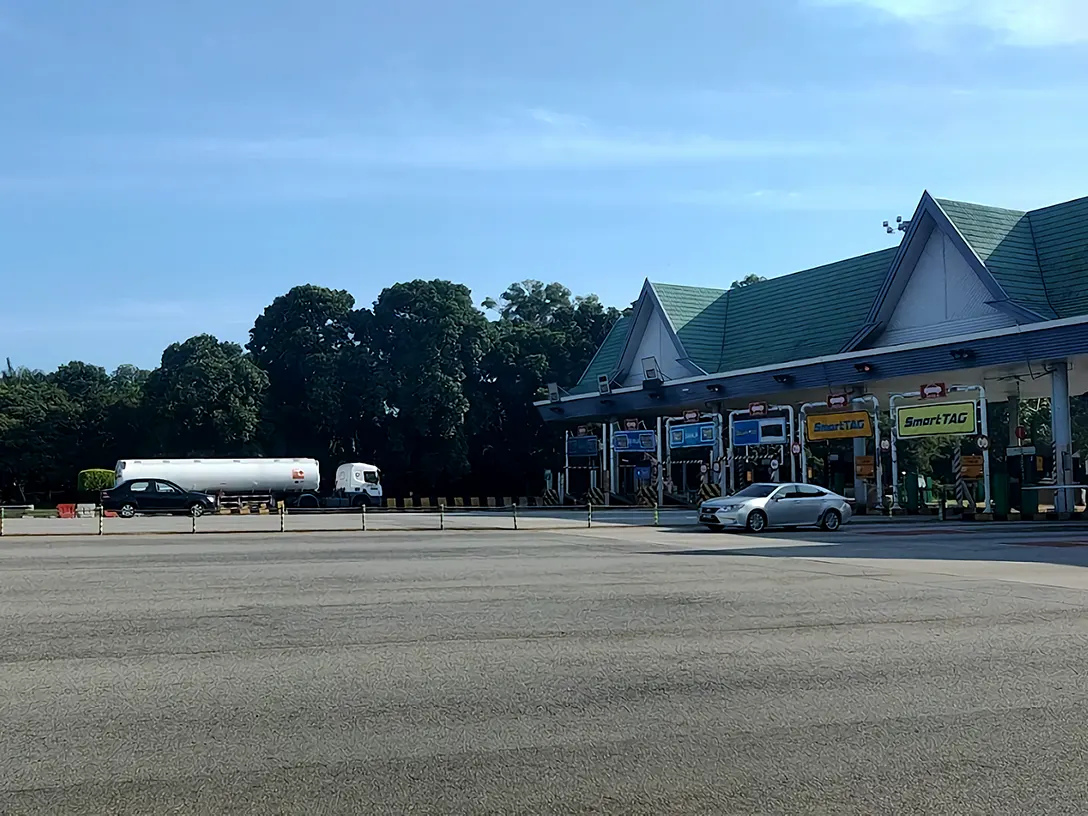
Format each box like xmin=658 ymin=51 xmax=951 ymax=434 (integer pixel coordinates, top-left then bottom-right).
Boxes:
xmin=101 ymin=479 xmax=217 ymax=518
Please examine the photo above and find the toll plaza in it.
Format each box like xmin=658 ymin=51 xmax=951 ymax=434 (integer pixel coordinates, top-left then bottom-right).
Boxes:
xmin=537 ymin=190 xmax=1088 ymax=517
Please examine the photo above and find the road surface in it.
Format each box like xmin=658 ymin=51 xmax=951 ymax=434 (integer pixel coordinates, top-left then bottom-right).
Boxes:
xmin=4 ymin=525 xmax=1088 ymax=814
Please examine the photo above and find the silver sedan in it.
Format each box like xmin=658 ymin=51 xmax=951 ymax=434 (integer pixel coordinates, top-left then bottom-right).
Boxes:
xmin=699 ymin=483 xmax=853 ymax=533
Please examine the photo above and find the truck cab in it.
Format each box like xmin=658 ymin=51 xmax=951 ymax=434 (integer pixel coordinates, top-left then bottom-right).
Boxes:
xmin=333 ymin=462 xmax=383 ymax=506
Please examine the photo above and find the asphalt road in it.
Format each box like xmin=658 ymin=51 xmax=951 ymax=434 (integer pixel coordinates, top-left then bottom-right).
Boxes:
xmin=5 ymin=526 xmax=1088 ymax=814
xmin=0 ymin=506 xmax=690 ymax=536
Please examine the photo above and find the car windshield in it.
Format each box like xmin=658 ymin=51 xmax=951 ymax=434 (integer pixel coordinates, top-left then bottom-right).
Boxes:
xmin=732 ymin=484 xmax=778 ymax=498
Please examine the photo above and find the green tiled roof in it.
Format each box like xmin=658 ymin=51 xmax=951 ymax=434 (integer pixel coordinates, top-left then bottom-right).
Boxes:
xmin=651 ymin=248 xmax=896 ymax=376
xmin=568 ymin=316 xmax=630 ymax=395
xmin=649 ymin=283 xmax=729 ymax=374
xmin=936 ymin=199 xmax=1057 ymax=319
xmin=1027 ymin=195 xmax=1088 ymax=318
xmin=572 ymin=191 xmax=1088 ymax=393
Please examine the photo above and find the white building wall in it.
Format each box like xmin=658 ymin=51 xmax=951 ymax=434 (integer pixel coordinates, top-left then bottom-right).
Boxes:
xmin=619 ymin=308 xmax=690 ymax=387
xmin=876 ymin=229 xmax=1016 ymax=347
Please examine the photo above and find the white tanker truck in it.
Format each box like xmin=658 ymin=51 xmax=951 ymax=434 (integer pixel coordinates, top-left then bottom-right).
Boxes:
xmin=113 ymin=458 xmax=382 ymax=508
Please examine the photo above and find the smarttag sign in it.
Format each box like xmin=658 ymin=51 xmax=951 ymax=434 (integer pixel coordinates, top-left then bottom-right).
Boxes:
xmin=806 ymin=411 xmax=872 ymax=441
xmin=669 ymin=422 xmax=717 ymax=449
xmin=896 ymin=401 xmax=977 ymax=438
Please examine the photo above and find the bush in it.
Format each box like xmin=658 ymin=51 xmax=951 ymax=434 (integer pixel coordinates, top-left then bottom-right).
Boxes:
xmin=77 ymin=469 xmax=115 ymax=492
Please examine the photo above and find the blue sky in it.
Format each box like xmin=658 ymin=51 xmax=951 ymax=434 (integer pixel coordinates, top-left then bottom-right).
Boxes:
xmin=3 ymin=0 xmax=1088 ymax=371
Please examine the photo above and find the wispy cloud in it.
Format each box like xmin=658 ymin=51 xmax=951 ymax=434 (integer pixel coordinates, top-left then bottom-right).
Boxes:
xmin=0 ymin=299 xmax=252 ymax=337
xmin=170 ymin=124 xmax=842 ymax=169
xmin=815 ymin=0 xmax=1088 ymax=46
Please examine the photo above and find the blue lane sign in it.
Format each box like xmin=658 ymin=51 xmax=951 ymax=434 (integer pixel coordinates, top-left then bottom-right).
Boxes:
xmin=612 ymin=430 xmax=657 ymax=452
xmin=732 ymin=417 xmax=788 ymax=446
xmin=732 ymin=419 xmax=761 ymax=446
xmin=566 ymin=435 xmax=599 ymax=457
xmin=669 ymin=422 xmax=717 ymax=449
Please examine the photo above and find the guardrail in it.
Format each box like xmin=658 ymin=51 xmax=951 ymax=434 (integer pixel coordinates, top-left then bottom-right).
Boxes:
xmin=0 ymin=503 xmax=699 ymax=537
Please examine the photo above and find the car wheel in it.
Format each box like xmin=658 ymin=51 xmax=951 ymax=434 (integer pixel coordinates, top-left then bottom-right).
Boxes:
xmin=745 ymin=510 xmax=767 ymax=533
xmin=820 ymin=509 xmax=842 ymax=531
xmin=189 ymin=503 xmax=205 ymax=518
xmin=119 ymin=504 xmax=136 ymax=519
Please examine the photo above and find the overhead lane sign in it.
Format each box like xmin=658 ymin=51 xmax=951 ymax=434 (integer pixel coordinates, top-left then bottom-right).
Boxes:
xmin=806 ymin=411 xmax=872 ymax=441
xmin=896 ymin=401 xmax=977 ymax=438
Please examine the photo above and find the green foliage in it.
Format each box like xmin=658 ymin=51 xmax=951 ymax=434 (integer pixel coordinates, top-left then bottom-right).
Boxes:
xmin=0 ymin=278 xmax=617 ymax=501
xmin=77 ymin=469 xmax=115 ymax=492
xmin=144 ymin=335 xmax=268 ymax=457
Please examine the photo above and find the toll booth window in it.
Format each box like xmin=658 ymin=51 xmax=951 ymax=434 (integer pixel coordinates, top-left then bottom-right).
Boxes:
xmin=760 ymin=421 xmax=786 ymax=440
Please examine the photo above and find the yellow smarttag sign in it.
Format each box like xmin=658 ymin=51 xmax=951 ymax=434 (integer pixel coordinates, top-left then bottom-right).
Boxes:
xmin=896 ymin=401 xmax=977 ymax=438
xmin=806 ymin=411 xmax=872 ymax=440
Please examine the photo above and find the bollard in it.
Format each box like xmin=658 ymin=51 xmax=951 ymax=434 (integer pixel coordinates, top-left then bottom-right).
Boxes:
xmin=279 ymin=504 xmax=286 ymax=533
xmin=938 ymin=485 xmax=946 ymax=522
xmin=361 ymin=503 xmax=367 ymax=532
xmin=0 ymin=507 xmax=4 ymax=537
xmin=439 ymin=503 xmax=445 ymax=531
xmin=654 ymin=505 xmax=659 ymax=527
xmin=512 ymin=502 xmax=518 ymax=530
xmin=98 ymin=506 xmax=104 ymax=536
xmin=587 ymin=502 xmax=593 ymax=528
xmin=191 ymin=512 xmax=197 ymax=534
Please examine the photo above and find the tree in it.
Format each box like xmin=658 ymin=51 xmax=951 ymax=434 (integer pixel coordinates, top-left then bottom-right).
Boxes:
xmin=0 ymin=377 xmax=81 ymax=503
xmin=0 ymin=277 xmax=634 ymax=500
xmin=483 ymin=280 xmax=622 ymax=387
xmin=143 ymin=334 xmax=268 ymax=457
xmin=730 ymin=274 xmax=766 ymax=290
xmin=370 ymin=280 xmax=490 ymax=493
xmin=248 ymin=285 xmax=356 ymax=464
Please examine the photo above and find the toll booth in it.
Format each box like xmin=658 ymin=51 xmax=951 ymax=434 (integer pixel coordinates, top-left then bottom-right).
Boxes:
xmin=665 ymin=412 xmax=724 ymax=503
xmin=727 ymin=403 xmax=797 ymax=494
xmin=609 ymin=421 xmax=659 ymax=501
xmin=890 ymin=384 xmax=992 ymax=513
xmin=563 ymin=425 xmax=605 ymax=503
xmin=800 ymin=395 xmax=883 ymax=510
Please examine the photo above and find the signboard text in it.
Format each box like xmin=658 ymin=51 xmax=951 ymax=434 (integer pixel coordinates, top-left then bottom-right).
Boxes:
xmin=896 ymin=401 xmax=977 ymax=438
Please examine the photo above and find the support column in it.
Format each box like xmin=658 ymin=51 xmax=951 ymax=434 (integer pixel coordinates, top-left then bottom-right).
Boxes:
xmin=1007 ymin=395 xmax=1020 ymax=448
xmin=656 ymin=416 xmax=665 ymax=507
xmin=1052 ymin=361 xmax=1073 ymax=514
xmin=852 ymin=436 xmax=867 ymax=510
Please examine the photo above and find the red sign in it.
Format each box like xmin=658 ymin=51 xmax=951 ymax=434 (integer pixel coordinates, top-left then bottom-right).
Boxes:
xmin=291 ymin=469 xmax=305 ymax=480
xmin=683 ymin=410 xmax=700 ymax=422
xmin=624 ymin=418 xmax=639 ymax=431
xmin=1016 ymin=425 xmax=1027 ymax=440
xmin=826 ymin=393 xmax=849 ymax=409
xmin=920 ymin=383 xmax=947 ymax=400
xmin=748 ymin=402 xmax=769 ymax=416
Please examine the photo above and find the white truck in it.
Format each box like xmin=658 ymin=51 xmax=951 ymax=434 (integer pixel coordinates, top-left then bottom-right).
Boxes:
xmin=113 ymin=458 xmax=383 ymax=508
